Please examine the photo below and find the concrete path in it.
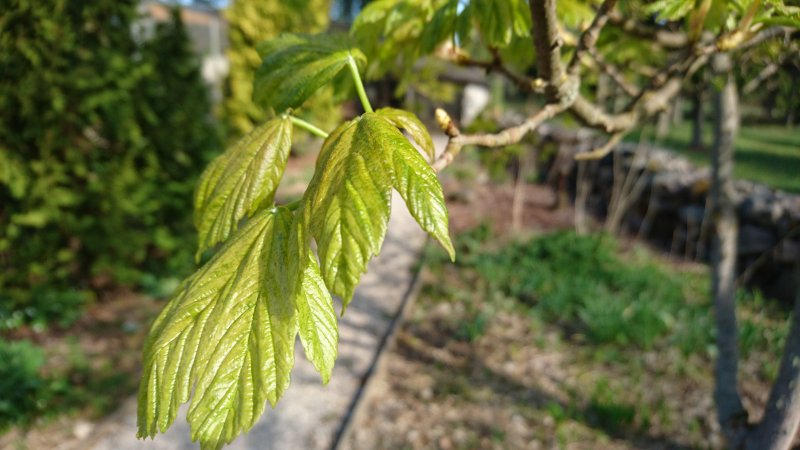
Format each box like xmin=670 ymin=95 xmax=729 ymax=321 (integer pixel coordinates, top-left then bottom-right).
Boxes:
xmin=89 ymin=192 xmax=427 ymax=450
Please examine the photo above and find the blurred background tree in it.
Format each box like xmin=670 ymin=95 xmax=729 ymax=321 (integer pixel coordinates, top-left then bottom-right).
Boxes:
xmin=0 ymin=0 xmax=219 ymax=332
xmin=223 ymin=0 xmax=339 ymax=138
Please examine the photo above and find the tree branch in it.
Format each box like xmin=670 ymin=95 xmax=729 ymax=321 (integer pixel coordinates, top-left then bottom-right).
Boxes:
xmin=574 ymin=132 xmax=624 ymax=160
xmin=489 ymin=47 xmax=546 ymax=94
xmin=606 ymin=12 xmax=689 ymax=48
xmin=730 ymin=26 xmax=795 ymax=52
xmin=452 ymin=50 xmax=546 ymax=94
xmin=744 ymin=264 xmax=800 ymax=449
xmin=570 ymin=94 xmax=635 ymax=132
xmin=530 ymin=0 xmax=566 ymax=95
xmin=431 ymin=104 xmax=564 ymax=172
xmin=586 ymin=46 xmax=639 ymax=97
xmin=743 ymin=62 xmax=781 ymax=94
xmin=567 ymin=0 xmax=619 ymax=76
xmin=429 ymin=0 xmax=790 ymax=171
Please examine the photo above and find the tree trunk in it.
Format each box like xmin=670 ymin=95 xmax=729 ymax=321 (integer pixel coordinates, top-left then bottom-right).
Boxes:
xmin=512 ymin=145 xmax=536 ymax=232
xmin=786 ymin=71 xmax=797 ymax=127
xmin=691 ymin=78 xmax=705 ymax=149
xmin=745 ymin=265 xmax=800 ymax=449
xmin=710 ymin=53 xmax=747 ymax=446
xmin=764 ymin=87 xmax=777 ymax=122
xmin=574 ymin=154 xmax=596 ymax=235
xmin=597 ymin=73 xmax=611 ymax=111
xmin=671 ymin=95 xmax=683 ymax=125
xmin=604 ymin=149 xmax=625 ymax=235
xmin=612 ymin=82 xmax=626 ymax=114
xmin=656 ymin=107 xmax=671 ymax=138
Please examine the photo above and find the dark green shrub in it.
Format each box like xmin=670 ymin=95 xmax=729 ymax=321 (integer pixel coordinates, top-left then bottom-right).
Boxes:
xmin=0 ymin=287 xmax=88 ymax=332
xmin=0 ymin=340 xmax=46 ymax=430
xmin=0 ymin=2 xmax=220 ymax=329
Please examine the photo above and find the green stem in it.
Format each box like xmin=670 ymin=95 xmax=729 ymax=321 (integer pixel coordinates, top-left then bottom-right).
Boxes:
xmin=289 ymin=115 xmax=329 ymax=139
xmin=283 ymin=199 xmax=302 ymax=211
xmin=347 ymin=54 xmax=373 ymax=113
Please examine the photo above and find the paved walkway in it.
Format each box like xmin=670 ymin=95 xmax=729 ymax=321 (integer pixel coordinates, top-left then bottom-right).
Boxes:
xmin=89 ymin=192 xmax=428 ymax=450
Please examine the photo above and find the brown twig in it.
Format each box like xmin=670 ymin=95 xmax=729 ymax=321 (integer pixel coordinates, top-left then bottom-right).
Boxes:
xmin=432 ymin=104 xmax=564 ymax=172
xmin=453 ymin=51 xmax=546 ymax=94
xmin=743 ymin=61 xmax=781 ymax=94
xmin=729 ymin=26 xmax=794 ymax=51
xmin=570 ymin=95 xmax=636 ymax=132
xmin=567 ymin=0 xmax=619 ymax=76
xmin=586 ymin=46 xmax=639 ymax=97
xmin=606 ymin=12 xmax=689 ymax=48
xmin=575 ymin=132 xmax=624 ymax=160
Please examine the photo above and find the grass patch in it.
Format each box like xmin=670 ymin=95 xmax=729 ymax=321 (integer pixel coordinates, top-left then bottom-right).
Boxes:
xmin=409 ymin=225 xmax=791 ymax=446
xmin=628 ymin=122 xmax=800 ymax=193
xmin=587 ymin=377 xmax=637 ymax=433
xmin=0 ymin=339 xmax=48 ymax=431
xmin=0 ymin=336 xmax=144 ymax=435
xmin=429 ymin=227 xmax=715 ymax=352
xmin=427 ymin=225 xmax=789 ymax=358
xmin=1 ymin=293 xmax=161 ymax=443
xmin=357 ymin=222 xmax=791 ymax=448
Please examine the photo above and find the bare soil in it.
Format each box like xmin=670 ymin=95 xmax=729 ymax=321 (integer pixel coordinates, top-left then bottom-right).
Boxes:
xmin=442 ymin=178 xmax=575 ymax=235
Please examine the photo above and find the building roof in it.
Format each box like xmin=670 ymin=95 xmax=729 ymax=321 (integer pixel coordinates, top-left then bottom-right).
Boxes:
xmin=141 ymin=1 xmax=228 ymax=56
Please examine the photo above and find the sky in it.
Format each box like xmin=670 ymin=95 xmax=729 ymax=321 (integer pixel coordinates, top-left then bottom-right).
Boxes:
xmin=176 ymin=0 xmax=229 ymax=8
xmin=174 ymin=0 xmax=363 ymax=22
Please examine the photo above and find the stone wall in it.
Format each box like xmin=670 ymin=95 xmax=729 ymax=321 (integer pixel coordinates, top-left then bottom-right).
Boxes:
xmin=540 ymin=133 xmax=799 ymax=303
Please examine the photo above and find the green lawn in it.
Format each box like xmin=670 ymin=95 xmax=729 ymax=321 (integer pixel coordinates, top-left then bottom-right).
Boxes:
xmin=630 ymin=123 xmax=800 ymax=193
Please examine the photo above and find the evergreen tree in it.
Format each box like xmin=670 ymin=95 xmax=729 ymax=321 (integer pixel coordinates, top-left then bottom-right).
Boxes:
xmin=137 ymin=7 xmax=222 ymax=273
xmin=0 ymin=0 xmax=219 ymax=328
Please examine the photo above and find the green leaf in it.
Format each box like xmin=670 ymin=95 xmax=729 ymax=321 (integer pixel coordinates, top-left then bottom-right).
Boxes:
xmin=470 ymin=0 xmax=517 ymax=47
xmin=763 ymin=0 xmax=800 ymax=17
xmin=557 ymin=0 xmax=597 ymax=29
xmin=756 ymin=15 xmax=800 ymax=27
xmin=0 ymin=148 xmax=29 ymax=199
xmin=420 ymin=0 xmax=460 ymax=53
xmin=419 ymin=0 xmax=531 ymax=52
xmin=389 ymin=124 xmax=455 ymax=262
xmin=645 ymin=0 xmax=694 ymax=21
xmin=194 ymin=116 xmax=292 ymax=256
xmin=375 ymin=107 xmax=435 ymax=161
xmin=303 ymin=112 xmax=453 ymax=305
xmin=303 ymin=117 xmax=393 ymax=305
xmin=138 ymin=208 xmax=299 ymax=450
xmin=254 ymin=33 xmax=367 ymax=112
xmin=289 ymin=214 xmax=338 ymax=383
xmin=351 ymin=0 xmax=400 ymax=35
xmin=351 ymin=0 xmax=430 ymax=79
xmin=510 ymin=0 xmax=533 ymax=37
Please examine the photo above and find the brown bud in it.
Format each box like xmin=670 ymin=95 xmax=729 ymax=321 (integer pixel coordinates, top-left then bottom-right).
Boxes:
xmin=434 ymin=108 xmax=459 ymax=137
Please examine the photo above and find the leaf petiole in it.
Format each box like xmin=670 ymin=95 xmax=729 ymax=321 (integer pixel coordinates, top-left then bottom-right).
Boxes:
xmin=347 ymin=54 xmax=373 ymax=113
xmin=289 ymin=115 xmax=330 ymax=139
xmin=282 ymin=199 xmax=302 ymax=211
